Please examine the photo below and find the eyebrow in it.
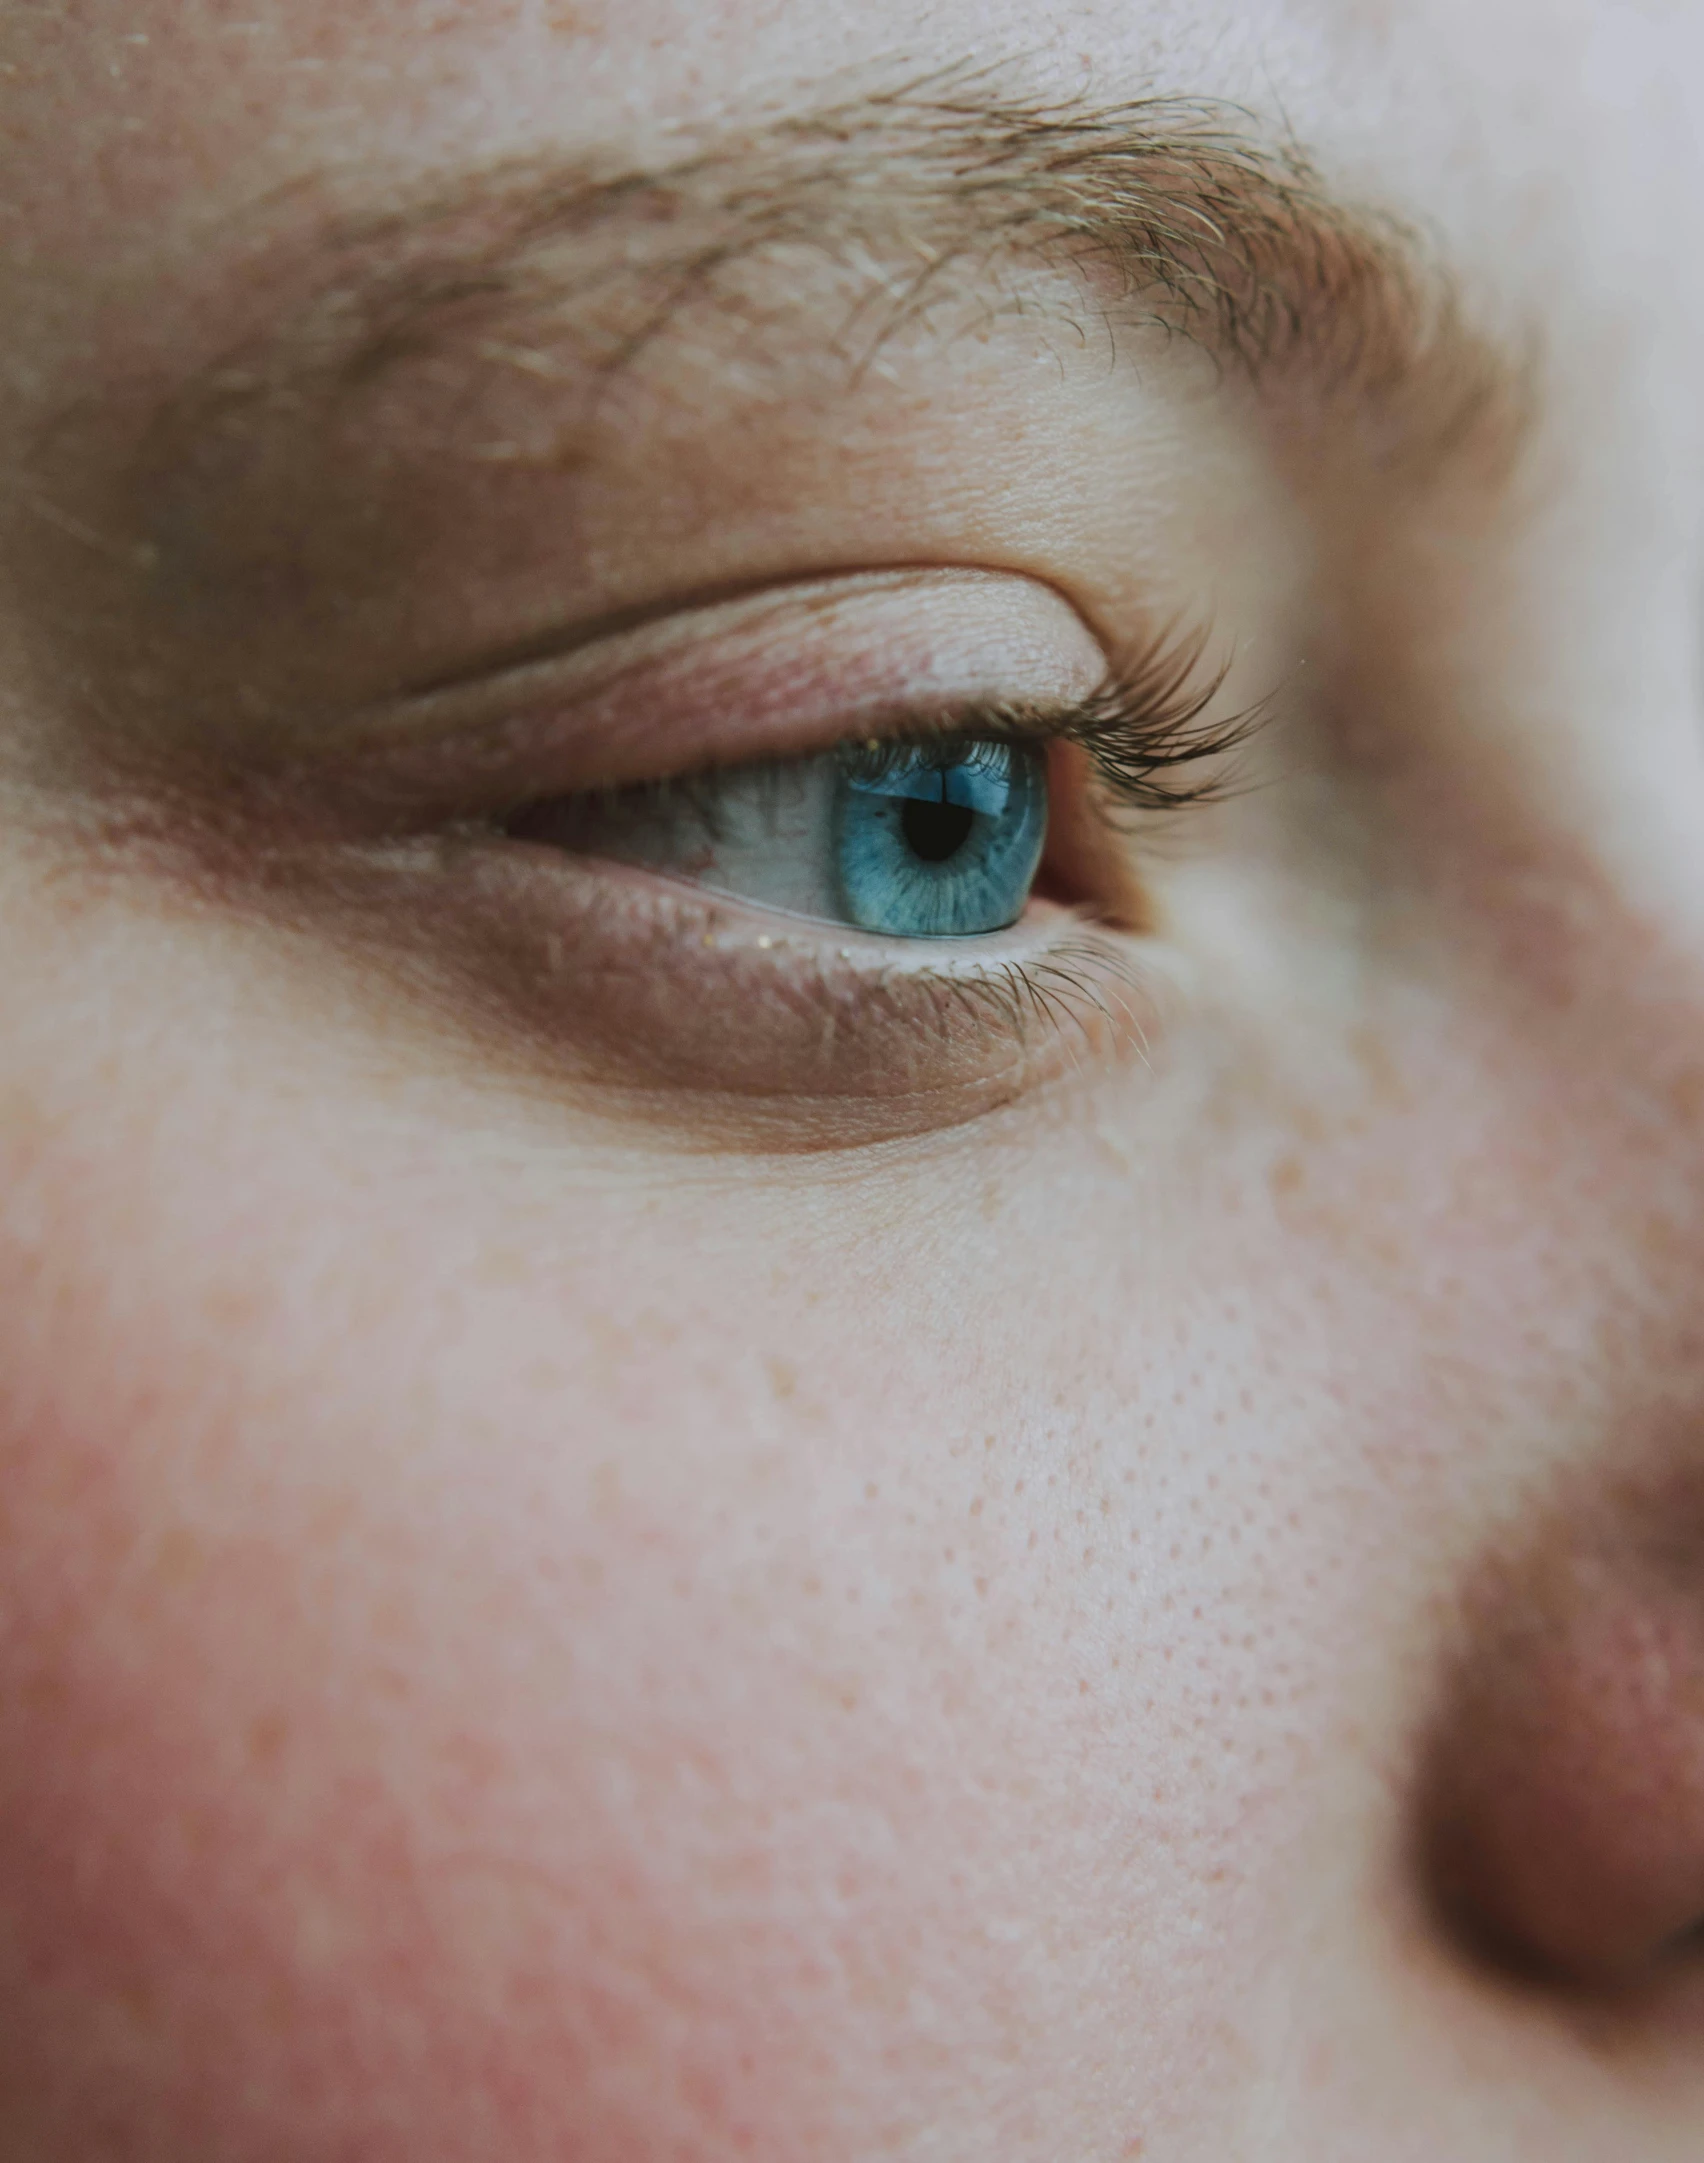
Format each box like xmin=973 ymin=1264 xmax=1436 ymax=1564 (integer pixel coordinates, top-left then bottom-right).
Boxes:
xmin=142 ymin=75 xmax=1521 ymax=478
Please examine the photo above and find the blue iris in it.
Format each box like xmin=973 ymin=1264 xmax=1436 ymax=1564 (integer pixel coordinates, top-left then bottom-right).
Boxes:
xmin=833 ymin=739 xmax=1048 ymax=937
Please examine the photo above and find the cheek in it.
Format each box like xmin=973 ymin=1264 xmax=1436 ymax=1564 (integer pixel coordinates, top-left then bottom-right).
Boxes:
xmin=0 ymin=1086 xmax=1248 ymax=2157
xmin=1 ymin=894 xmax=1626 ymax=2157
xmin=0 ymin=1235 xmax=862 ymax=2148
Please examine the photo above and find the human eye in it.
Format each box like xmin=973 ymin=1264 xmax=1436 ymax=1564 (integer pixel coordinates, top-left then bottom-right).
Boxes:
xmin=515 ymin=734 xmax=1048 ymax=940
xmin=67 ymin=549 xmax=1254 ymax=1141
xmin=166 ymin=567 xmax=1254 ymax=1141
xmin=501 ymin=615 xmax=1243 ymax=943
xmin=325 ymin=592 xmax=1244 ymax=1135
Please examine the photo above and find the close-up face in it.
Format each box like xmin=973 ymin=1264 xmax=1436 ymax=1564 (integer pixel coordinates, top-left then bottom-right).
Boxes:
xmin=1 ymin=2 xmax=1702 ymax=2156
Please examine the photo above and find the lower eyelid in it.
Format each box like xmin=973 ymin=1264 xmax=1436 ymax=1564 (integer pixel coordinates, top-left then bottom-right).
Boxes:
xmin=313 ymin=830 xmax=1172 ymax=1139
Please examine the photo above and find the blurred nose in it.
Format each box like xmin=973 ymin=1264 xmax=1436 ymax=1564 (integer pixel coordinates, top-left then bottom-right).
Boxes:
xmin=1403 ymin=797 xmax=1704 ymax=1992
xmin=1424 ymin=1459 xmax=1704 ymax=1983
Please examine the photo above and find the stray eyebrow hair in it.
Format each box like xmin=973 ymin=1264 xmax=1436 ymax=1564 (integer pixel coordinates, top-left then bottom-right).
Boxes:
xmin=143 ymin=73 xmax=1520 ymax=474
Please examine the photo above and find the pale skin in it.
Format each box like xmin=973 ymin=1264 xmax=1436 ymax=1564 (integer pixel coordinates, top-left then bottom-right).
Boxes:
xmin=1 ymin=1 xmax=1703 ymax=2157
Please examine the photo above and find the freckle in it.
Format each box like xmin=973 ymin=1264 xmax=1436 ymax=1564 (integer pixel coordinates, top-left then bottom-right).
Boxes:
xmin=1641 ymin=1209 xmax=1685 ymax=1263
xmin=19 ymin=1671 xmax=63 ymax=1718
xmin=305 ymin=1493 xmax=357 ymax=1547
xmin=150 ymin=1525 xmax=205 ymax=1589
xmin=766 ymin=1356 xmax=798 ymax=1401
xmin=1352 ymin=1026 xmax=1411 ymax=1110
xmin=865 ymin=1482 xmax=879 ymax=1500
xmin=111 ymin=1980 xmax=160 ymax=2042
xmin=247 ymin=1711 xmax=289 ymax=1770
xmin=202 ymin=1281 xmax=262 ymax=1330
xmin=1665 ymin=1065 xmax=1704 ymax=1122
xmin=1269 ymin=1153 xmax=1304 ymax=1198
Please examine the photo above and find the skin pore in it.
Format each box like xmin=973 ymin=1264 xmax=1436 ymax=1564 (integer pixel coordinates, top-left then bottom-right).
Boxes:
xmin=1 ymin=2 xmax=1703 ymax=2158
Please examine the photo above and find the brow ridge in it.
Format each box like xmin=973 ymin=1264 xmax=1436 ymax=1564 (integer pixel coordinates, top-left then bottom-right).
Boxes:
xmin=148 ymin=75 xmax=1519 ymax=465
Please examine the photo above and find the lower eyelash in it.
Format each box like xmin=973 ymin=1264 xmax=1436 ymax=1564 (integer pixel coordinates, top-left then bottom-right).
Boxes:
xmin=919 ymin=935 xmax=1158 ymax=1061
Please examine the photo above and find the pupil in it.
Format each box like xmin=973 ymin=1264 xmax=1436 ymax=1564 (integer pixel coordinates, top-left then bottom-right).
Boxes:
xmin=901 ymin=793 xmax=976 ymax=864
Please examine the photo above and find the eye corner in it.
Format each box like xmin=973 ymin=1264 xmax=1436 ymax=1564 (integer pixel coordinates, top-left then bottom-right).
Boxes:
xmin=1036 ymin=737 xmax=1152 ymax=932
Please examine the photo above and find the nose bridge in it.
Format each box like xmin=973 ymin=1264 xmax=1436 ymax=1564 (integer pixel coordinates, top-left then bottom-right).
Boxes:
xmin=1544 ymin=875 xmax=1704 ymax=1227
xmin=1405 ymin=768 xmax=1704 ymax=1277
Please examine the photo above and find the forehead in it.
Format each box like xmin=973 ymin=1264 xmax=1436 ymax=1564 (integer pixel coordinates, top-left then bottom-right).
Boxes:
xmin=0 ymin=0 xmax=1639 ymax=264
xmin=0 ymin=0 xmax=1695 ymax=555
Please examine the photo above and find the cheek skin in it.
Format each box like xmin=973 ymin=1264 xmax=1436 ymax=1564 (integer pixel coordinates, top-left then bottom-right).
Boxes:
xmin=0 ymin=1210 xmax=1014 ymax=2154
xmin=0 ymin=1230 xmax=968 ymax=2151
xmin=9 ymin=848 xmax=1704 ymax=2158
xmin=0 ymin=917 xmax=1319 ymax=2159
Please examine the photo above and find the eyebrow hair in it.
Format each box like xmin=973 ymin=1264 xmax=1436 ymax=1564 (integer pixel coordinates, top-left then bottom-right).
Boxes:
xmin=145 ymin=73 xmax=1522 ymax=478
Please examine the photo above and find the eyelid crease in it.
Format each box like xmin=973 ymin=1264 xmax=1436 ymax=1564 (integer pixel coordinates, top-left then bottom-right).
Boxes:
xmin=290 ymin=565 xmax=1116 ymax=829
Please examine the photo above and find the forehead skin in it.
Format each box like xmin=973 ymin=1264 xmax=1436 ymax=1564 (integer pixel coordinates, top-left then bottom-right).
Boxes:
xmin=1 ymin=5 xmax=1704 ymax=2163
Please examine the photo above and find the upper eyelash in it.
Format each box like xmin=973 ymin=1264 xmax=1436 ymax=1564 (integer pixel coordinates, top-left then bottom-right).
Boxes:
xmin=967 ymin=619 xmax=1258 ymax=811
xmin=535 ymin=617 xmax=1257 ymax=827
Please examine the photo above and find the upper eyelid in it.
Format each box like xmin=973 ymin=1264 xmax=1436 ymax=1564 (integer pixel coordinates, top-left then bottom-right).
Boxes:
xmin=390 ymin=566 xmax=1112 ymax=726
xmin=610 ymin=617 xmax=1259 ymax=817
xmin=324 ymin=568 xmax=1117 ymax=802
xmin=548 ymin=662 xmax=1240 ymax=814
xmin=188 ymin=566 xmax=1262 ymax=859
xmin=514 ymin=635 xmax=1261 ymax=937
